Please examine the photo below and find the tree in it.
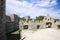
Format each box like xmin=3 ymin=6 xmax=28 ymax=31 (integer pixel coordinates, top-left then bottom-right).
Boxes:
xmin=54 ymin=19 xmax=60 ymax=22
xmin=35 ymin=16 xmax=45 ymax=21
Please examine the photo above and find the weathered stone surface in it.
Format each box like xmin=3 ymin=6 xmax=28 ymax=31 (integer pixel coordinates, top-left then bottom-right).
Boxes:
xmin=0 ymin=0 xmax=7 ymax=40
xmin=19 ymin=14 xmax=60 ymax=39
xmin=6 ymin=14 xmax=19 ymax=33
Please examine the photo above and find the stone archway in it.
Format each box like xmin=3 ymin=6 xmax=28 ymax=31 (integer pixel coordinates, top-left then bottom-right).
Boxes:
xmin=46 ymin=22 xmax=52 ymax=28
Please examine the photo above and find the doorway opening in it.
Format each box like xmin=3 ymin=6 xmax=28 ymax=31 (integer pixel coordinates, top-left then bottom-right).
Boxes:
xmin=23 ymin=25 xmax=28 ymax=29
xmin=46 ymin=22 xmax=52 ymax=28
xmin=37 ymin=25 xmax=40 ymax=29
xmin=57 ymin=25 xmax=60 ymax=29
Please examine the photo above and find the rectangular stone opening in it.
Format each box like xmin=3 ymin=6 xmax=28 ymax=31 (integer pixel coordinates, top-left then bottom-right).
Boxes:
xmin=37 ymin=25 xmax=40 ymax=29
xmin=23 ymin=25 xmax=28 ymax=29
xmin=57 ymin=25 xmax=60 ymax=29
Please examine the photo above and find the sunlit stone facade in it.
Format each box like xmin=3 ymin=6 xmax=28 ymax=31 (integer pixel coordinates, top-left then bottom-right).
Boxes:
xmin=19 ymin=14 xmax=60 ymax=39
xmin=19 ymin=14 xmax=60 ymax=30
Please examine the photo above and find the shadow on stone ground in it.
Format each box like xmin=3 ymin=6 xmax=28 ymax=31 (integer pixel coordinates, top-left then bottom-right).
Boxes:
xmin=6 ymin=30 xmax=20 ymax=40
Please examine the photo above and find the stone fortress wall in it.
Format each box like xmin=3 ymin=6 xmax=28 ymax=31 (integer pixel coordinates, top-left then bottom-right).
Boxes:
xmin=19 ymin=14 xmax=60 ymax=31
xmin=0 ymin=0 xmax=7 ymax=40
xmin=6 ymin=14 xmax=19 ymax=33
xmin=19 ymin=14 xmax=60 ymax=40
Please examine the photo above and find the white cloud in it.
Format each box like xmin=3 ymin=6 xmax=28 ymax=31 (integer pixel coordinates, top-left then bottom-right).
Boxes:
xmin=6 ymin=0 xmax=60 ymax=19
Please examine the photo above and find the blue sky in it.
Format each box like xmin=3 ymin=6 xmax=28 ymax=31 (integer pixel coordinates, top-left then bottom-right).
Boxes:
xmin=6 ymin=0 xmax=60 ymax=18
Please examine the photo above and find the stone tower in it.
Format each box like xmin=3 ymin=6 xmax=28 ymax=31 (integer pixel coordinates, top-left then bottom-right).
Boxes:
xmin=0 ymin=0 xmax=7 ymax=40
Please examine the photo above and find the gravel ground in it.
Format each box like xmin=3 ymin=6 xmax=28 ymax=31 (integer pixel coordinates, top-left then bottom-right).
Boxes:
xmin=22 ymin=28 xmax=60 ymax=40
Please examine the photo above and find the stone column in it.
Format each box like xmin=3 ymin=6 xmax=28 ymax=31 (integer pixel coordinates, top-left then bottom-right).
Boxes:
xmin=0 ymin=0 xmax=7 ymax=40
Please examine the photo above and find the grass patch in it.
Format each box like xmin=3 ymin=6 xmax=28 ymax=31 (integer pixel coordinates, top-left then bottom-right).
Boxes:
xmin=11 ymin=30 xmax=19 ymax=34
